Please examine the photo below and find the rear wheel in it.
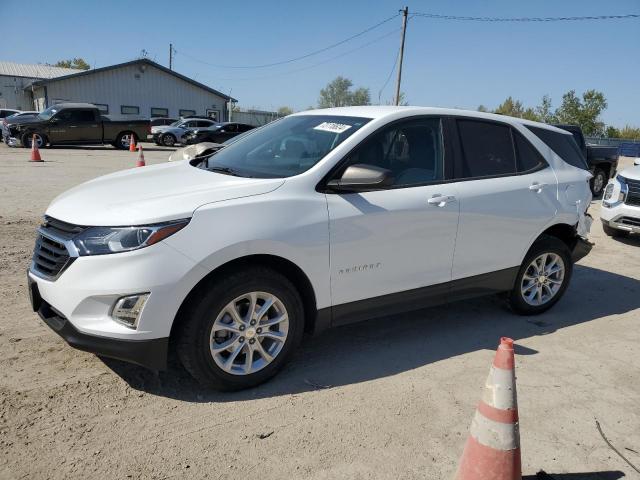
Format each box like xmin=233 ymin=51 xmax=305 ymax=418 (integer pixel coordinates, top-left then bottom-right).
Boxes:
xmin=590 ymin=168 xmax=607 ymax=197
xmin=161 ymin=133 xmax=177 ymax=147
xmin=176 ymin=267 xmax=304 ymax=390
xmin=603 ymin=223 xmax=629 ymax=238
xmin=21 ymin=132 xmax=46 ymax=149
xmin=509 ymin=236 xmax=573 ymax=315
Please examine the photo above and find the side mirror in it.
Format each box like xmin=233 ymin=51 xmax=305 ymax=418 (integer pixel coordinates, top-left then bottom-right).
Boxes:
xmin=326 ymin=164 xmax=394 ymax=192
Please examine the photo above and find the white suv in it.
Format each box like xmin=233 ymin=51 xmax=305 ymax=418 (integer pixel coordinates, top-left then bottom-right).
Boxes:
xmin=28 ymin=107 xmax=593 ymax=390
xmin=601 ymin=162 xmax=640 ymax=237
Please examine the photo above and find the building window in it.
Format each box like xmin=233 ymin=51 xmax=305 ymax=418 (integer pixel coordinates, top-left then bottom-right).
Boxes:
xmin=94 ymin=104 xmax=109 ymax=114
xmin=179 ymin=109 xmax=196 ymax=117
xmin=151 ymin=107 xmax=169 ymax=117
xmin=121 ymin=105 xmax=140 ymax=115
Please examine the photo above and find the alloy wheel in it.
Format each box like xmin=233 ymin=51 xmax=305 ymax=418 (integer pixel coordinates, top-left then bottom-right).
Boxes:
xmin=209 ymin=291 xmax=289 ymax=375
xmin=520 ymin=253 xmax=565 ymax=306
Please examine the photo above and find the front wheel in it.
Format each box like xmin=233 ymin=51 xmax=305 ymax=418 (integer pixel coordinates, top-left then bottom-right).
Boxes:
xmin=590 ymin=168 xmax=607 ymax=197
xmin=509 ymin=236 xmax=573 ymax=315
xmin=161 ymin=133 xmax=176 ymax=147
xmin=176 ymin=267 xmax=304 ymax=390
xmin=22 ymin=132 xmax=46 ymax=149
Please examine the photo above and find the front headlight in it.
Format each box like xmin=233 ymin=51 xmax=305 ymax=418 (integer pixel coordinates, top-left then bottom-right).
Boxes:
xmin=73 ymin=219 xmax=189 ymax=256
xmin=602 ymin=175 xmax=628 ymax=207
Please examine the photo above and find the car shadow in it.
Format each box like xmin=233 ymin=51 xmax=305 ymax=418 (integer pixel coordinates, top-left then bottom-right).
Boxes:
xmin=47 ymin=145 xmax=175 ymax=152
xmin=610 ymin=234 xmax=640 ymax=246
xmin=103 ymin=264 xmax=640 ymax=402
xmin=524 ymin=471 xmax=625 ymax=479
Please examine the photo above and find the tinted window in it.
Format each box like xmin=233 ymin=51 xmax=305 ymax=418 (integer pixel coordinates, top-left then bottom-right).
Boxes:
xmin=526 ymin=126 xmax=588 ymax=170
xmin=342 ymin=118 xmax=444 ymax=187
xmin=56 ymin=110 xmax=93 ymax=122
xmin=514 ymin=132 xmax=547 ymax=173
xmin=457 ymin=120 xmax=516 ymax=178
xmin=238 ymin=124 xmax=254 ymax=132
xmin=197 ymin=120 xmax=214 ymax=128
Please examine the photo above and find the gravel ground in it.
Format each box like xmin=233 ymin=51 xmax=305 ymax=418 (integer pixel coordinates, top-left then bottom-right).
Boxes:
xmin=0 ymin=144 xmax=638 ymax=479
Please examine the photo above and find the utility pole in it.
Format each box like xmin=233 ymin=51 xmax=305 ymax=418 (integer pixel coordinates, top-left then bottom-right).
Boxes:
xmin=394 ymin=6 xmax=408 ymax=106
xmin=169 ymin=43 xmax=173 ymax=70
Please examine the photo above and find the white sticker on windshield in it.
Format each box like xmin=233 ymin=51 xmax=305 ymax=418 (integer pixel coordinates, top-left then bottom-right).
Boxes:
xmin=313 ymin=122 xmax=352 ymax=134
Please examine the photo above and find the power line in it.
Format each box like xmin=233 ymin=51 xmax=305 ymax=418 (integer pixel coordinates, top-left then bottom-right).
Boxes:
xmin=182 ymin=28 xmax=401 ymax=83
xmin=377 ymin=43 xmax=400 ymax=104
xmin=412 ymin=12 xmax=640 ymax=22
xmin=176 ymin=13 xmax=399 ymax=69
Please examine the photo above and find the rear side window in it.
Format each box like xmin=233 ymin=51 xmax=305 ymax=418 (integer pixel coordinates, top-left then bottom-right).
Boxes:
xmin=526 ymin=126 xmax=588 ymax=170
xmin=456 ymin=120 xmax=516 ymax=178
xmin=514 ymin=132 xmax=547 ymax=173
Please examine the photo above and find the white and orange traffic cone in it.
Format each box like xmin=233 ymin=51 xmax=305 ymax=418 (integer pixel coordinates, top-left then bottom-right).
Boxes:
xmin=129 ymin=134 xmax=137 ymax=152
xmin=136 ymin=145 xmax=146 ymax=167
xmin=454 ymin=337 xmax=521 ymax=480
xmin=30 ymin=134 xmax=43 ymax=162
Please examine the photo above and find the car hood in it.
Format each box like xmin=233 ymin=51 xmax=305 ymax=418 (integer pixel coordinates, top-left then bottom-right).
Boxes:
xmin=46 ymin=161 xmax=285 ymax=226
xmin=6 ymin=115 xmax=41 ymax=126
xmin=619 ymin=165 xmax=640 ymax=181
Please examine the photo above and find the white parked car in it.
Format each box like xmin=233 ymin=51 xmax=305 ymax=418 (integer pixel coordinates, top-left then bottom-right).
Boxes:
xmin=601 ymin=163 xmax=640 ymax=237
xmin=151 ymin=118 xmax=217 ymax=146
xmin=28 ymin=106 xmax=593 ymax=390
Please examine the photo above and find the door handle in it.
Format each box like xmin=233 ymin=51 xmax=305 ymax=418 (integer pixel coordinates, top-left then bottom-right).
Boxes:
xmin=427 ymin=194 xmax=456 ymax=207
xmin=528 ymin=182 xmax=547 ymax=193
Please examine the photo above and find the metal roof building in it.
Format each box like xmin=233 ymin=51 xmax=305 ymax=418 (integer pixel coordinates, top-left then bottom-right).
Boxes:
xmin=27 ymin=59 xmax=236 ymax=121
xmin=0 ymin=61 xmax=80 ymax=110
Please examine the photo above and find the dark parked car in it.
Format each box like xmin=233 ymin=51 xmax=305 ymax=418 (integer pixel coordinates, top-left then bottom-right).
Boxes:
xmin=0 ymin=108 xmax=20 ymax=119
xmin=150 ymin=117 xmax=178 ymax=127
xmin=184 ymin=122 xmax=255 ymax=145
xmin=7 ymin=103 xmax=150 ymax=149
xmin=553 ymin=124 xmax=619 ymax=196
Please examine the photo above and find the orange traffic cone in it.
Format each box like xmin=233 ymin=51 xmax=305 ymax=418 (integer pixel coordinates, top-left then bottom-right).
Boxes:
xmin=136 ymin=145 xmax=146 ymax=167
xmin=455 ymin=337 xmax=521 ymax=480
xmin=30 ymin=134 xmax=43 ymax=162
xmin=129 ymin=134 xmax=137 ymax=152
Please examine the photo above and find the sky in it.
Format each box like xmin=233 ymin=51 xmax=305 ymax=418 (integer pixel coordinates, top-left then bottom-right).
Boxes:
xmin=3 ymin=0 xmax=639 ymax=126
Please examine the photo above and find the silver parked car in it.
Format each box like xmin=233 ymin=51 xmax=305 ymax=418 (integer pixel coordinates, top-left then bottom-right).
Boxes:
xmin=152 ymin=118 xmax=218 ymax=147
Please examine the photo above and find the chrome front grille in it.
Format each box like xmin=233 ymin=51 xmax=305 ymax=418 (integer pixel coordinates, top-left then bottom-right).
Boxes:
xmin=625 ymin=177 xmax=640 ymax=207
xmin=31 ymin=216 xmax=86 ymax=280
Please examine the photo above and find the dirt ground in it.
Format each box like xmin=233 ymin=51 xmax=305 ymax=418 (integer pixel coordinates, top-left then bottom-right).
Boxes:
xmin=0 ymin=144 xmax=638 ymax=479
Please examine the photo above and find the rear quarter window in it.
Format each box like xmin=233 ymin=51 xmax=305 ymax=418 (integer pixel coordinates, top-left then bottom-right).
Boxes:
xmin=526 ymin=126 xmax=588 ymax=170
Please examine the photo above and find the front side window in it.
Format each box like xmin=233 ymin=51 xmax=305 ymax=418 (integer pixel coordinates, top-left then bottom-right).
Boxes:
xmin=55 ymin=110 xmax=93 ymax=123
xmin=457 ymin=120 xmax=516 ymax=178
xmin=204 ymin=115 xmax=370 ymax=178
xmin=526 ymin=126 xmax=589 ymax=170
xmin=340 ymin=117 xmax=444 ymax=187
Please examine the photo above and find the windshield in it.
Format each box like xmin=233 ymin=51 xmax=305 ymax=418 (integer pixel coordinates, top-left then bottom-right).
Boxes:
xmin=38 ymin=106 xmax=60 ymax=121
xmin=204 ymin=115 xmax=370 ymax=178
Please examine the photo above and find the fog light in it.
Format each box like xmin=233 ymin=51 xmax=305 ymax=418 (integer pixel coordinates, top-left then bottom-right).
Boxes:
xmin=111 ymin=293 xmax=149 ymax=328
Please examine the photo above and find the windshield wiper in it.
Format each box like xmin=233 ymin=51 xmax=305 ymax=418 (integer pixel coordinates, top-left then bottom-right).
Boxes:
xmin=209 ymin=166 xmax=243 ymax=177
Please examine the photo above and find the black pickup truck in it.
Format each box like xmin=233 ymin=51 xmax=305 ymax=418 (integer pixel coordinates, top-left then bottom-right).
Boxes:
xmin=554 ymin=124 xmax=619 ymax=196
xmin=7 ymin=103 xmax=150 ymax=150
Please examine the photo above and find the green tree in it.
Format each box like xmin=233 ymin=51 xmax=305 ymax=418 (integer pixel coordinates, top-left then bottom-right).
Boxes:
xmin=619 ymin=125 xmax=640 ymax=140
xmin=477 ymin=105 xmax=489 ymax=112
xmin=605 ymin=126 xmax=620 ymax=138
xmin=318 ymin=76 xmax=371 ymax=108
xmin=555 ymin=89 xmax=607 ymax=136
xmin=51 ymin=57 xmax=90 ymax=70
xmin=535 ymin=95 xmax=557 ymax=124
xmin=493 ymin=96 xmax=541 ymax=121
xmin=277 ymin=106 xmax=293 ymax=116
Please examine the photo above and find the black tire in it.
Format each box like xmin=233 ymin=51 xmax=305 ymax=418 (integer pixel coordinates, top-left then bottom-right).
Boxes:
xmin=602 ymin=223 xmax=629 ymax=238
xmin=590 ymin=168 xmax=607 ymax=197
xmin=114 ymin=131 xmax=136 ymax=150
xmin=21 ymin=132 xmax=47 ymax=149
xmin=509 ymin=235 xmax=573 ymax=315
xmin=176 ymin=267 xmax=305 ymax=390
xmin=161 ymin=133 xmax=176 ymax=147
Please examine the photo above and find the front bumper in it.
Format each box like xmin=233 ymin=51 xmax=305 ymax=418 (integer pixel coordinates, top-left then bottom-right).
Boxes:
xmin=601 ymin=217 xmax=640 ymax=234
xmin=29 ymin=277 xmax=169 ymax=370
xmin=600 ymin=199 xmax=640 ymax=234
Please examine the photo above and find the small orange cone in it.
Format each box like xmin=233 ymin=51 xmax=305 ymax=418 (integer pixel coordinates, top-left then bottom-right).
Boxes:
xmin=454 ymin=337 xmax=521 ymax=480
xmin=136 ymin=145 xmax=146 ymax=167
xmin=129 ymin=134 xmax=137 ymax=152
xmin=30 ymin=134 xmax=43 ymax=162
